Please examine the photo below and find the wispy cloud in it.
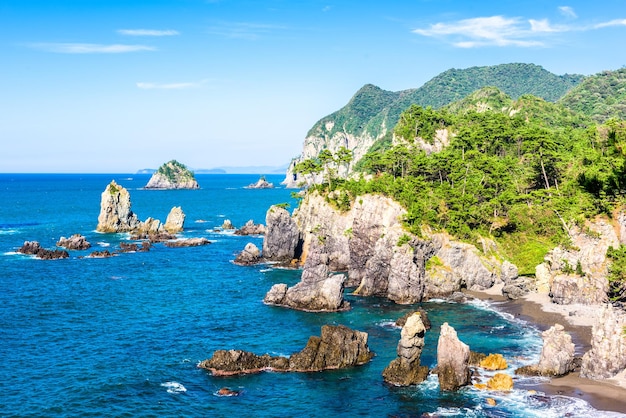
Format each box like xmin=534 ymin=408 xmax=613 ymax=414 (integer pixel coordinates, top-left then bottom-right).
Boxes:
xmin=559 ymin=6 xmax=577 ymax=19
xmin=136 ymin=80 xmax=208 ymax=90
xmin=413 ymin=11 xmax=626 ymax=48
xmin=117 ymin=29 xmax=179 ymax=36
xmin=28 ymin=43 xmax=156 ymax=53
xmin=413 ymin=16 xmax=544 ymax=48
xmin=206 ymin=21 xmax=287 ymax=40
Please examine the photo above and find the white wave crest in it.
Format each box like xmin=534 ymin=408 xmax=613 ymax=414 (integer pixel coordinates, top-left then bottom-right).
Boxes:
xmin=161 ymin=381 xmax=187 ymax=394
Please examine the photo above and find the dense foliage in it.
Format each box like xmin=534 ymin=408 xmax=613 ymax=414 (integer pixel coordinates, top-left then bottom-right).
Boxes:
xmin=296 ymin=88 xmax=626 ymax=277
xmin=156 ymin=160 xmax=196 ymax=182
xmin=559 ymin=68 xmax=626 ymax=123
xmin=307 ymin=63 xmax=583 ymax=143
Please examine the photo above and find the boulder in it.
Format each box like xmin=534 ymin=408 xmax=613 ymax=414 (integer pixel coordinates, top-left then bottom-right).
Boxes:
xmin=502 ymin=277 xmax=534 ymax=300
xmin=515 ymin=324 xmax=576 ymax=377
xmin=436 ymin=323 xmax=471 ymax=391
xmin=144 ymin=160 xmax=199 ymax=189
xmin=234 ymin=243 xmax=261 ymax=265
xmin=164 ymin=238 xmax=211 ymax=248
xmin=87 ymin=250 xmax=114 ymax=258
xmin=480 ymin=354 xmax=508 ymax=371
xmin=222 ymin=219 xmax=235 ymax=230
xmin=486 ymin=373 xmax=513 ymax=391
xmin=56 ymin=234 xmax=91 ymax=250
xmin=163 ymin=206 xmax=185 ymax=233
xmin=262 ymin=205 xmax=300 ymax=264
xmin=382 ymin=312 xmax=429 ymax=386
xmin=234 ymin=220 xmax=266 ymax=236
xmin=580 ymin=304 xmax=626 ymax=379
xmin=198 ymin=325 xmax=373 ymax=376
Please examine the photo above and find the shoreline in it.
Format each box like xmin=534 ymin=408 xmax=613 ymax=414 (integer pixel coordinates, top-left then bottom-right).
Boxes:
xmin=465 ymin=284 xmax=626 ymax=414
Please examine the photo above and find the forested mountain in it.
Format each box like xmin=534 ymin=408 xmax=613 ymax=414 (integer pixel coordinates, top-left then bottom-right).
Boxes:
xmin=290 ymin=63 xmax=585 ymax=184
xmin=558 ymin=68 xmax=626 ymax=123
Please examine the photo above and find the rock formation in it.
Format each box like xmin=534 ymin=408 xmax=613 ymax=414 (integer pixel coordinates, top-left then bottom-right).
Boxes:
xmin=164 ymin=207 xmax=185 ymax=233
xmin=486 ymin=373 xmax=513 ymax=391
xmin=262 ymin=205 xmax=301 ymax=264
xmin=234 ymin=243 xmax=261 ymax=265
xmin=96 ymin=180 xmax=186 ymax=236
xmin=96 ymin=181 xmax=141 ymax=232
xmin=234 ymin=220 xmax=266 ymax=236
xmin=221 ymin=219 xmax=235 ymax=230
xmin=18 ymin=241 xmax=69 ymax=260
xmin=163 ymin=238 xmax=211 ymax=248
xmin=479 ymin=354 xmax=508 ymax=371
xmin=264 ymin=238 xmax=350 ymax=312
xmin=382 ymin=312 xmax=429 ymax=386
xmin=436 ymin=323 xmax=471 ymax=391
xmin=580 ymin=304 xmax=626 ymax=379
xmin=515 ymin=324 xmax=577 ymax=377
xmin=144 ymin=160 xmax=199 ymax=189
xmin=535 ymin=219 xmax=617 ymax=304
xmin=245 ymin=176 xmax=274 ymax=189
xmin=396 ymin=308 xmax=431 ymax=329
xmin=56 ymin=234 xmax=91 ymax=250
xmin=198 ymin=325 xmax=373 ymax=376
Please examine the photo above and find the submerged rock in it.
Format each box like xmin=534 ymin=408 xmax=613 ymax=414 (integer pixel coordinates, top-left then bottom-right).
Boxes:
xmin=382 ymin=312 xmax=429 ymax=386
xmin=164 ymin=238 xmax=211 ymax=248
xmin=56 ymin=234 xmax=91 ymax=250
xmin=436 ymin=323 xmax=471 ymax=391
xmin=198 ymin=325 xmax=373 ymax=376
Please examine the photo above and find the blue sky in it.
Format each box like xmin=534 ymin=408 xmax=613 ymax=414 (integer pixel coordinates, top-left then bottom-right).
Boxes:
xmin=1 ymin=0 xmax=625 ymax=173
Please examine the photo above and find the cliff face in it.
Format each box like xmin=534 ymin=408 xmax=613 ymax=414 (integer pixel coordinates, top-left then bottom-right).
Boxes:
xmin=265 ymin=192 xmax=513 ymax=305
xmin=145 ymin=160 xmax=199 ymax=190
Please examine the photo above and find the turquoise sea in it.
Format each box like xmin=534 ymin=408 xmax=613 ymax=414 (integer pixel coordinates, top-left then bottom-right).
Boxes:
xmin=0 ymin=173 xmax=623 ymax=417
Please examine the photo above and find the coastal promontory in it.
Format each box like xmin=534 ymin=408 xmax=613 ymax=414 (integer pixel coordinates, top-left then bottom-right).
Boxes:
xmin=145 ymin=160 xmax=199 ymax=190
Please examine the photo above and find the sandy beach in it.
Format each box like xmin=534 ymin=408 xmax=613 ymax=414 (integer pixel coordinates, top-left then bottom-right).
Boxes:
xmin=466 ymin=284 xmax=626 ymax=414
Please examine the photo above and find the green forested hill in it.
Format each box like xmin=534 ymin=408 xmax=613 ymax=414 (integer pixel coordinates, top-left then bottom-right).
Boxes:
xmin=307 ymin=63 xmax=584 ymax=141
xmin=558 ymin=68 xmax=626 ymax=123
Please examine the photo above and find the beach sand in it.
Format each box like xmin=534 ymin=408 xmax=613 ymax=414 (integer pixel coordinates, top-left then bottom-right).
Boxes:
xmin=466 ymin=284 xmax=626 ymax=414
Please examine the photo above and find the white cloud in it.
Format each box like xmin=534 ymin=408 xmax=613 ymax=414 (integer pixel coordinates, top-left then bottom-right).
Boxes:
xmin=117 ymin=29 xmax=180 ymax=36
xmin=413 ymin=15 xmax=545 ymax=48
xmin=136 ymin=80 xmax=207 ymax=90
xmin=413 ymin=13 xmax=626 ymax=48
xmin=29 ymin=43 xmax=156 ymax=53
xmin=594 ymin=19 xmax=626 ymax=29
xmin=559 ymin=6 xmax=577 ymax=19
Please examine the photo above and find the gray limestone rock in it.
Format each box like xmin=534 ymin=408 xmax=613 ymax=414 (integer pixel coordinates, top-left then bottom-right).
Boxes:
xmin=436 ymin=323 xmax=471 ymax=391
xmin=164 ymin=206 xmax=185 ymax=233
xmin=56 ymin=234 xmax=91 ymax=250
xmin=382 ymin=312 xmax=429 ymax=386
xmin=580 ymin=305 xmax=626 ymax=379
xmin=96 ymin=181 xmax=141 ymax=232
xmin=262 ymin=205 xmax=300 ymax=264
xmin=234 ymin=243 xmax=262 ymax=265
xmin=516 ymin=324 xmax=576 ymax=377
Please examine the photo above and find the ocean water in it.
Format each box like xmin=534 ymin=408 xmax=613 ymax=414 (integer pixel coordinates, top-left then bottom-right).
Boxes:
xmin=0 ymin=173 xmax=623 ymax=417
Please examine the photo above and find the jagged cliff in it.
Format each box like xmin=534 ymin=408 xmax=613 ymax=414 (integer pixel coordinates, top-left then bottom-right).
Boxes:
xmin=145 ymin=160 xmax=199 ymax=190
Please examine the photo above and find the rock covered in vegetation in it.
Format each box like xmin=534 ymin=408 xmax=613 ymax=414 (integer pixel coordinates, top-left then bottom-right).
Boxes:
xmin=516 ymin=324 xmax=577 ymax=377
xmin=234 ymin=243 xmax=261 ymax=265
xmin=234 ymin=220 xmax=266 ymax=236
xmin=163 ymin=206 xmax=185 ymax=233
xmin=145 ymin=160 xmax=199 ymax=189
xmin=245 ymin=176 xmax=274 ymax=189
xmin=436 ymin=323 xmax=471 ymax=391
xmin=580 ymin=304 xmax=626 ymax=379
xmin=382 ymin=312 xmax=429 ymax=386
xmin=396 ymin=308 xmax=431 ymax=329
xmin=56 ymin=234 xmax=91 ymax=250
xmin=18 ymin=241 xmax=69 ymax=260
xmin=198 ymin=325 xmax=373 ymax=376
xmin=262 ymin=205 xmax=301 ymax=264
